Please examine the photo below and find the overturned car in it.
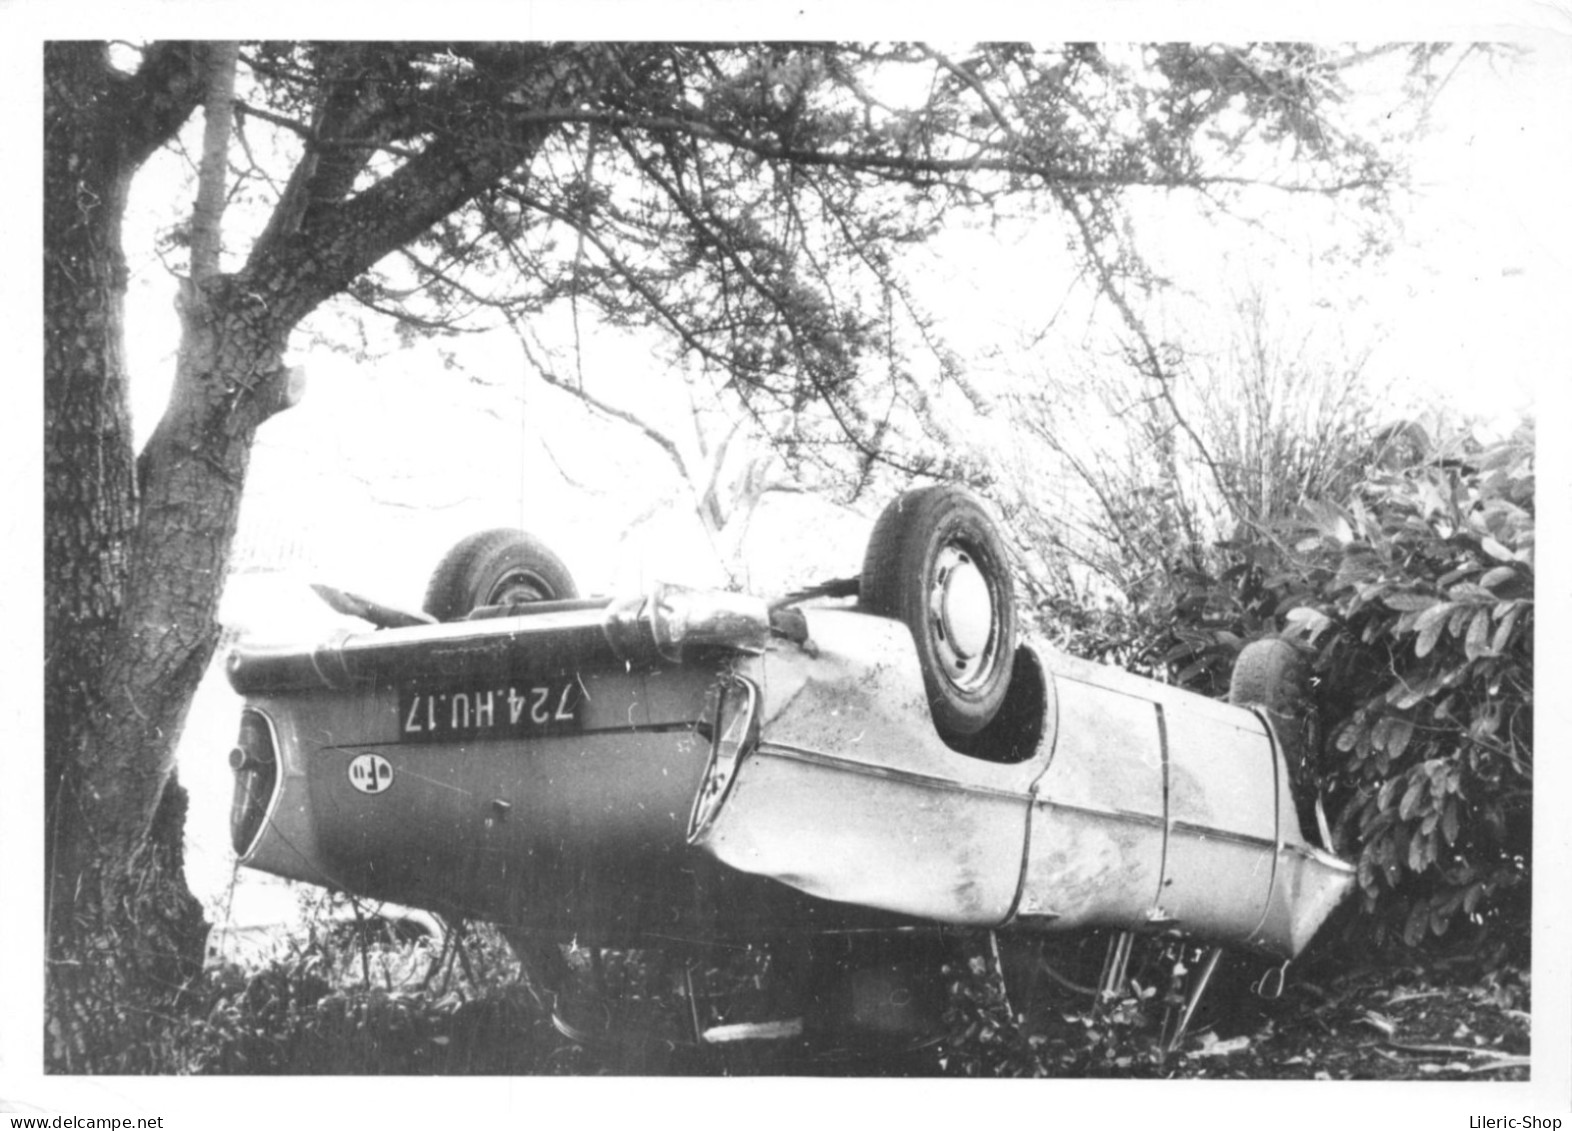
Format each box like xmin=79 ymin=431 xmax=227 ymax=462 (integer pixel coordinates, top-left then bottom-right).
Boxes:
xmin=225 ymin=486 xmax=1354 ymax=1047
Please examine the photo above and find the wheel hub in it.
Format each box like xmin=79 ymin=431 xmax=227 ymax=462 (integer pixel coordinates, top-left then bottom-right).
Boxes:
xmin=489 ymin=571 xmax=550 ymax=607
xmin=930 ymin=545 xmax=997 ymax=689
xmin=940 ymin=557 xmax=992 ymax=660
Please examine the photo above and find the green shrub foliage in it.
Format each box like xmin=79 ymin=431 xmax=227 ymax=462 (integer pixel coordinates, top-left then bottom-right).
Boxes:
xmin=1073 ymin=422 xmax=1533 ymax=957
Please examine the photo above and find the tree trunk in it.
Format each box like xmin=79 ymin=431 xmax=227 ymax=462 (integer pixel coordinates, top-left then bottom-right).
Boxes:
xmin=44 ymin=41 xmax=582 ymax=1070
xmin=44 ymin=42 xmax=218 ymax=1073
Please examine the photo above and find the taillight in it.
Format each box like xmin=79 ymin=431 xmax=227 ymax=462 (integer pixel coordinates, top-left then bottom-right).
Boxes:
xmin=229 ymin=709 xmax=278 ymax=857
xmin=687 ymin=677 xmax=758 ymax=839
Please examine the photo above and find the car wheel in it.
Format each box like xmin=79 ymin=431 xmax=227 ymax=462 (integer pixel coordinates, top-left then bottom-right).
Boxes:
xmin=422 ymin=529 xmax=578 ymax=621
xmin=1228 ymin=638 xmax=1310 ymax=776
xmin=860 ymin=485 xmax=1016 ymax=743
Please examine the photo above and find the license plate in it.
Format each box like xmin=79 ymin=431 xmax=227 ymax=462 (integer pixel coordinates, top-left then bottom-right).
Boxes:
xmin=398 ymin=680 xmax=582 ymax=743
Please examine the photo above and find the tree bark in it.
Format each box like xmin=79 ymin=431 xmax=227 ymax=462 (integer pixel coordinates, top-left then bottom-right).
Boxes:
xmin=44 ymin=42 xmax=213 ymax=1072
xmin=189 ymin=43 xmax=239 ymax=283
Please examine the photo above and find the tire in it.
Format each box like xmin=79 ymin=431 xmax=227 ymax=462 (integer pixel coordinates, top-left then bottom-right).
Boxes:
xmin=422 ymin=529 xmax=578 ymax=622
xmin=1228 ymin=638 xmax=1310 ymax=776
xmin=860 ymin=486 xmax=1016 ymax=743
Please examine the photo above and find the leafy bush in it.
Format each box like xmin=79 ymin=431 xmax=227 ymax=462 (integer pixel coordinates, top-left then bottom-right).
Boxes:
xmin=1275 ymin=425 xmax=1533 ymax=953
xmin=1088 ymin=421 xmax=1533 ymax=958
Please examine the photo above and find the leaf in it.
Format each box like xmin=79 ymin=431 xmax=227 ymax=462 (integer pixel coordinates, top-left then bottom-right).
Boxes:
xmin=1479 ymin=566 xmax=1516 ymax=589
xmin=1384 ymin=592 xmax=1438 ymax=613
xmin=1387 ymin=718 xmax=1415 ymax=761
xmin=1399 ymin=775 xmax=1426 ymax=821
xmin=1464 ymin=607 xmax=1492 ymax=660
xmin=1414 ymin=601 xmax=1455 ymax=657
xmin=1490 ymin=603 xmax=1524 ymax=653
xmin=1470 ymin=702 xmax=1503 ymax=741
xmin=1446 ymin=582 xmax=1493 ymax=603
xmin=1285 ymin=606 xmax=1332 ymax=642
xmin=1408 ymin=827 xmax=1432 ymax=872
xmin=1481 ymin=536 xmax=1514 ymax=562
xmin=1391 ymin=673 xmax=1439 ymax=710
xmin=1308 ymin=500 xmax=1356 ymax=544
xmin=1413 ymin=600 xmax=1454 ymax=631
xmin=1416 ymin=478 xmax=1448 ymax=518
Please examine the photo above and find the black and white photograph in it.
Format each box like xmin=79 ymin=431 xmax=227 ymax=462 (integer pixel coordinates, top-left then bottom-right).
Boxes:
xmin=9 ymin=3 xmax=1569 ymax=1126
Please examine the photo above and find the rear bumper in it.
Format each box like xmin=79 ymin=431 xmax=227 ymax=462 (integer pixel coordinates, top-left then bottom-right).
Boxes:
xmin=227 ymin=585 xmax=774 ymax=695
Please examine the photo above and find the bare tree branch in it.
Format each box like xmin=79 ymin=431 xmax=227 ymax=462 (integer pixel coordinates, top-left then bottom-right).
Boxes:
xmin=190 ymin=44 xmax=238 ymax=283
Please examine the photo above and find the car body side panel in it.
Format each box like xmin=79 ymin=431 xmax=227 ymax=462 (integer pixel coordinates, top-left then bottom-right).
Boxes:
xmin=1013 ymin=658 xmax=1355 ymax=957
xmin=1164 ymin=705 xmax=1278 ymax=839
xmin=315 ymin=727 xmax=715 ymax=935
xmin=243 ymin=666 xmax=723 ymax=934
xmin=755 ymin=610 xmax=1050 ymax=795
xmin=1016 ymin=676 xmax=1165 ymax=929
xmin=695 ymin=743 xmax=1029 ymax=925
xmin=690 ymin=610 xmax=1041 ymax=925
xmin=1153 ymin=701 xmax=1278 ymax=942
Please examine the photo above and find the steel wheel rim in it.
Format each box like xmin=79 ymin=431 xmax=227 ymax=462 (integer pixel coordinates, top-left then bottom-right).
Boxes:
xmin=927 ymin=541 xmax=1003 ymax=693
xmin=486 ymin=569 xmax=552 ymax=607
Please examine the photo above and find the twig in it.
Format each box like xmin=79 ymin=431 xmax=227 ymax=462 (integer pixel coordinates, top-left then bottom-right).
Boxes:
xmin=1386 ymin=1040 xmax=1526 ymax=1060
xmin=1465 ymin=1057 xmax=1531 ymax=1074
